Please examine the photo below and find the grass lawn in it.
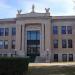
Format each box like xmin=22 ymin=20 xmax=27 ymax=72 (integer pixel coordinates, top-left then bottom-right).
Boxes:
xmin=27 ymin=63 xmax=75 ymax=75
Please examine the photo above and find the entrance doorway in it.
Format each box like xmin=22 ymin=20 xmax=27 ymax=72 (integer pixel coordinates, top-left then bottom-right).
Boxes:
xmin=27 ymin=30 xmax=40 ymax=56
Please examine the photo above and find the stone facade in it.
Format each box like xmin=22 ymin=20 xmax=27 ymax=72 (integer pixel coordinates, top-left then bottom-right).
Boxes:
xmin=0 ymin=6 xmax=75 ymax=62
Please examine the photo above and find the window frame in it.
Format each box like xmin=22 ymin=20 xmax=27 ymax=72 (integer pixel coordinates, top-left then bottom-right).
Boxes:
xmin=67 ymin=26 xmax=72 ymax=34
xmin=62 ymin=39 xmax=67 ymax=48
xmin=68 ymin=39 xmax=72 ymax=48
xmin=12 ymin=27 xmax=16 ymax=36
xmin=12 ymin=40 xmax=15 ymax=49
xmin=61 ymin=26 xmax=66 ymax=34
xmin=4 ymin=40 xmax=8 ymax=49
xmin=53 ymin=26 xmax=58 ymax=34
xmin=53 ymin=39 xmax=58 ymax=48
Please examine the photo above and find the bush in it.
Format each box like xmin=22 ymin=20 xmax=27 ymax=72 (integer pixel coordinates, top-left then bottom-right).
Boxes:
xmin=0 ymin=57 xmax=29 ymax=75
xmin=29 ymin=55 xmax=36 ymax=62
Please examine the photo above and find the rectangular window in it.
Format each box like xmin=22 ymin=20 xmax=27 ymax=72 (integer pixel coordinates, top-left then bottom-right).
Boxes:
xmin=54 ymin=54 xmax=58 ymax=62
xmin=68 ymin=39 xmax=72 ymax=48
xmin=5 ymin=28 xmax=9 ymax=36
xmin=0 ymin=40 xmax=4 ymax=49
xmin=12 ymin=40 xmax=15 ymax=49
xmin=53 ymin=26 xmax=58 ymax=34
xmin=27 ymin=31 xmax=31 ymax=40
xmin=4 ymin=40 xmax=8 ymax=49
xmin=4 ymin=54 xmax=7 ymax=57
xmin=69 ymin=54 xmax=73 ymax=61
xmin=67 ymin=26 xmax=72 ymax=34
xmin=61 ymin=26 xmax=66 ymax=34
xmin=53 ymin=40 xmax=58 ymax=48
xmin=27 ymin=31 xmax=40 ymax=56
xmin=12 ymin=27 xmax=16 ymax=36
xmin=0 ymin=54 xmax=2 ymax=57
xmin=62 ymin=54 xmax=67 ymax=62
xmin=0 ymin=28 xmax=4 ymax=36
xmin=62 ymin=39 xmax=67 ymax=48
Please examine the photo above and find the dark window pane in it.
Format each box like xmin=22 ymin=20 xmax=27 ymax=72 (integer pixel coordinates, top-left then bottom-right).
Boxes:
xmin=27 ymin=31 xmax=31 ymax=40
xmin=62 ymin=54 xmax=67 ymax=62
xmin=69 ymin=54 xmax=73 ymax=61
xmin=67 ymin=26 xmax=72 ymax=34
xmin=4 ymin=54 xmax=7 ymax=57
xmin=0 ymin=28 xmax=4 ymax=36
xmin=0 ymin=40 xmax=3 ymax=49
xmin=68 ymin=39 xmax=72 ymax=48
xmin=5 ymin=28 xmax=9 ymax=36
xmin=54 ymin=54 xmax=58 ymax=62
xmin=37 ymin=31 xmax=40 ymax=40
xmin=62 ymin=39 xmax=67 ymax=48
xmin=53 ymin=40 xmax=58 ymax=48
xmin=31 ymin=31 xmax=36 ymax=40
xmin=61 ymin=26 xmax=66 ymax=34
xmin=12 ymin=27 xmax=16 ymax=36
xmin=53 ymin=26 xmax=58 ymax=34
xmin=4 ymin=40 xmax=8 ymax=49
xmin=12 ymin=40 xmax=15 ymax=49
xmin=0 ymin=54 xmax=2 ymax=57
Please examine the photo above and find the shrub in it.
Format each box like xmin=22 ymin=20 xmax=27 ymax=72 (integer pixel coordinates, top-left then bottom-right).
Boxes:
xmin=0 ymin=57 xmax=29 ymax=75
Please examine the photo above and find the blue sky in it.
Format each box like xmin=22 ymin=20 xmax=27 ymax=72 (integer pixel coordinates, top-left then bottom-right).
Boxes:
xmin=0 ymin=0 xmax=75 ymax=19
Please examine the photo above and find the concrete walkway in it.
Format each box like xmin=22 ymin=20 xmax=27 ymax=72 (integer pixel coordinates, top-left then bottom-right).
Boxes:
xmin=29 ymin=62 xmax=75 ymax=67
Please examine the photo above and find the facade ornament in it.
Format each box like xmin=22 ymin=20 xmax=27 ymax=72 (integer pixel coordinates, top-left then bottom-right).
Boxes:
xmin=17 ymin=9 xmax=22 ymax=14
xmin=45 ymin=8 xmax=50 ymax=13
xmin=32 ymin=4 xmax=35 ymax=13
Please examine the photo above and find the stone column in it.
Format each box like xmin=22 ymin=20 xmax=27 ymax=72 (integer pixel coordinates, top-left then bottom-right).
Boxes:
xmin=16 ymin=24 xmax=21 ymax=50
xmin=40 ymin=23 xmax=45 ymax=57
xmin=45 ymin=20 xmax=51 ymax=62
xmin=22 ymin=25 xmax=25 ymax=51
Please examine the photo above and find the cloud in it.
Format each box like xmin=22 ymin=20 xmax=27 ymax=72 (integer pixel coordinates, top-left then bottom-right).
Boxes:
xmin=16 ymin=0 xmax=75 ymax=15
xmin=0 ymin=0 xmax=75 ymax=18
xmin=0 ymin=0 xmax=17 ymax=18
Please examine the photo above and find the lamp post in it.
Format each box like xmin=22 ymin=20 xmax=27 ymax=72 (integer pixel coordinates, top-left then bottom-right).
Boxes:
xmin=46 ymin=49 xmax=49 ymax=62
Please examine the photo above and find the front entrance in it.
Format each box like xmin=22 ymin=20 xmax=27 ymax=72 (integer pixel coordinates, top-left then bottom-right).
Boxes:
xmin=27 ymin=30 xmax=40 ymax=56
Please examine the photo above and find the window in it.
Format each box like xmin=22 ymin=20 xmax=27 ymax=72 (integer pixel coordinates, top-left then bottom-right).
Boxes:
xmin=27 ymin=31 xmax=40 ymax=56
xmin=12 ymin=27 xmax=16 ymax=36
xmin=27 ymin=31 xmax=31 ymax=40
xmin=0 ymin=28 xmax=4 ymax=36
xmin=69 ymin=54 xmax=73 ymax=61
xmin=53 ymin=26 xmax=58 ymax=34
xmin=54 ymin=54 xmax=58 ymax=62
xmin=68 ymin=39 xmax=72 ymax=48
xmin=0 ymin=54 xmax=2 ymax=57
xmin=61 ymin=26 xmax=66 ymax=34
xmin=4 ymin=54 xmax=7 ymax=57
xmin=5 ymin=28 xmax=9 ymax=36
xmin=4 ymin=40 xmax=8 ymax=49
xmin=37 ymin=31 xmax=40 ymax=40
xmin=12 ymin=40 xmax=15 ymax=49
xmin=0 ymin=40 xmax=3 ymax=49
xmin=62 ymin=54 xmax=67 ymax=62
xmin=30 ymin=31 xmax=36 ymax=40
xmin=62 ymin=39 xmax=67 ymax=48
xmin=67 ymin=26 xmax=72 ymax=34
xmin=53 ymin=40 xmax=58 ymax=48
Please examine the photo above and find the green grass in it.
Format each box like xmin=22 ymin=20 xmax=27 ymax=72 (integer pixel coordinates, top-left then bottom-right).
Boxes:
xmin=27 ymin=66 xmax=75 ymax=75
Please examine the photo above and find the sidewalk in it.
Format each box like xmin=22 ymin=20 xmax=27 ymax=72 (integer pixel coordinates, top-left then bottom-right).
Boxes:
xmin=29 ymin=62 xmax=75 ymax=67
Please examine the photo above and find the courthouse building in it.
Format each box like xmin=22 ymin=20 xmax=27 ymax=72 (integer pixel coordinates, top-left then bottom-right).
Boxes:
xmin=0 ymin=5 xmax=75 ymax=62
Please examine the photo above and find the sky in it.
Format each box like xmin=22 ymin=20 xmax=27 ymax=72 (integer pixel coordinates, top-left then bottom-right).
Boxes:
xmin=0 ymin=0 xmax=75 ymax=19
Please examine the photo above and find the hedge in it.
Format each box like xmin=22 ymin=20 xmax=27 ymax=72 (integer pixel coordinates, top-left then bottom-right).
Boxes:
xmin=0 ymin=57 xmax=29 ymax=75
